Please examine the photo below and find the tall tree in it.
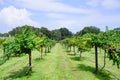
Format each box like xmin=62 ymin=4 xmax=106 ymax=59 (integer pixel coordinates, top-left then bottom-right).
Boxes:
xmin=76 ymin=26 xmax=100 ymax=36
xmin=59 ymin=28 xmax=73 ymax=40
xmin=51 ymin=29 xmax=61 ymax=41
xmin=114 ymin=27 xmax=120 ymax=30
xmin=39 ymin=27 xmax=51 ymax=39
xmin=51 ymin=28 xmax=73 ymax=41
xmin=15 ymin=25 xmax=37 ymax=71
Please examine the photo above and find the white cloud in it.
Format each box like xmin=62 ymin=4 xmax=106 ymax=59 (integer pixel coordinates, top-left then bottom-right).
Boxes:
xmin=12 ymin=0 xmax=92 ymax=14
xmin=1 ymin=0 xmax=119 ymax=33
xmin=46 ymin=13 xmax=66 ymax=19
xmin=0 ymin=6 xmax=39 ymax=33
xmin=87 ymin=0 xmax=120 ymax=9
xmin=49 ymin=12 xmax=120 ymax=32
xmin=86 ymin=0 xmax=101 ymax=7
xmin=0 ymin=0 xmax=4 ymax=5
xmin=102 ymin=0 xmax=120 ymax=9
xmin=55 ymin=20 xmax=77 ymax=27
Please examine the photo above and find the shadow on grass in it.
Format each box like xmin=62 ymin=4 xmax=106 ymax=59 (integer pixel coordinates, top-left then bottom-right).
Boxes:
xmin=70 ymin=56 xmax=86 ymax=61
xmin=5 ymin=66 xmax=33 ymax=80
xmin=67 ymin=53 xmax=75 ymax=56
xmin=66 ymin=50 xmax=71 ymax=53
xmin=76 ymin=64 xmax=112 ymax=80
xmin=34 ymin=58 xmax=41 ymax=62
xmin=34 ymin=57 xmax=45 ymax=62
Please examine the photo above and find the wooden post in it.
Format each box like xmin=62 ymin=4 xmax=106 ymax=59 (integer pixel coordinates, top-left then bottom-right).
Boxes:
xmin=95 ymin=44 xmax=98 ymax=73
xmin=28 ymin=49 xmax=32 ymax=71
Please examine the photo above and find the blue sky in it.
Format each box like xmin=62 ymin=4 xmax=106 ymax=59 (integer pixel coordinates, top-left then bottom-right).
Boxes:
xmin=0 ymin=0 xmax=120 ymax=33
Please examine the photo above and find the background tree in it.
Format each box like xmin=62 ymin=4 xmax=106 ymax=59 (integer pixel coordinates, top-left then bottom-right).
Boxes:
xmin=51 ymin=28 xmax=73 ymax=41
xmin=59 ymin=28 xmax=73 ymax=40
xmin=51 ymin=29 xmax=61 ymax=41
xmin=76 ymin=26 xmax=100 ymax=36
xmin=114 ymin=27 xmax=120 ymax=30
xmin=39 ymin=27 xmax=51 ymax=39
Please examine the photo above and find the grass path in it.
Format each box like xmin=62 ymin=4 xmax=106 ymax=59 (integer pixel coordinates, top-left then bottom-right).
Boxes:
xmin=0 ymin=43 xmax=120 ymax=80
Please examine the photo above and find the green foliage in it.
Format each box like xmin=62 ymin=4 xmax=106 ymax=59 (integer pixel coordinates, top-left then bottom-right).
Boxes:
xmin=8 ymin=25 xmax=44 ymax=37
xmin=59 ymin=28 xmax=73 ymax=40
xmin=35 ymin=37 xmax=55 ymax=52
xmin=51 ymin=28 xmax=73 ymax=41
xmin=0 ymin=39 xmax=15 ymax=65
xmin=62 ymin=29 xmax=120 ymax=69
xmin=4 ymin=26 xmax=73 ymax=41
xmin=14 ymin=25 xmax=37 ymax=54
xmin=0 ymin=25 xmax=37 ymax=65
xmin=104 ymin=30 xmax=120 ymax=68
xmin=39 ymin=27 xmax=51 ymax=38
xmin=51 ymin=29 xmax=61 ymax=41
xmin=0 ymin=43 xmax=120 ymax=80
xmin=76 ymin=34 xmax=92 ymax=52
xmin=76 ymin=26 xmax=100 ymax=36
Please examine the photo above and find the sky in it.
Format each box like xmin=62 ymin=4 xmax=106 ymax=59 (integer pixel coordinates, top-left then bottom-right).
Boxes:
xmin=0 ymin=0 xmax=120 ymax=33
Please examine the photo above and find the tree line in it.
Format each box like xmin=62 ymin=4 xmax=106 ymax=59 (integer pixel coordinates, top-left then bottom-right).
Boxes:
xmin=1 ymin=26 xmax=120 ymax=41
xmin=0 ymin=26 xmax=102 ymax=40
xmin=0 ymin=26 xmax=73 ymax=41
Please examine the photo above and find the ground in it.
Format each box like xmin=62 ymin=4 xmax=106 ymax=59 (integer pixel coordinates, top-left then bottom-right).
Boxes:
xmin=0 ymin=43 xmax=120 ymax=80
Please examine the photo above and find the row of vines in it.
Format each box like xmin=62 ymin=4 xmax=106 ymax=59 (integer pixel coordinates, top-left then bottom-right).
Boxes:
xmin=0 ymin=25 xmax=56 ymax=72
xmin=61 ymin=30 xmax=120 ymax=73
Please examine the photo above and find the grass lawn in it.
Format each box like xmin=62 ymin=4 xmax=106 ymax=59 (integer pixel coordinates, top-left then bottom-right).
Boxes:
xmin=0 ymin=43 xmax=120 ymax=80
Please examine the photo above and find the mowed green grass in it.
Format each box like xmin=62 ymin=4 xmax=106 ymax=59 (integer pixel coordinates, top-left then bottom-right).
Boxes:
xmin=0 ymin=43 xmax=120 ymax=80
